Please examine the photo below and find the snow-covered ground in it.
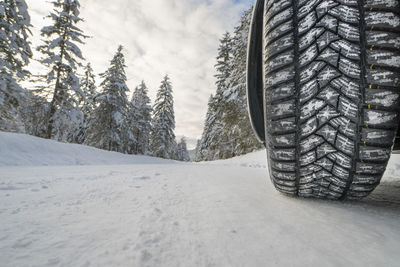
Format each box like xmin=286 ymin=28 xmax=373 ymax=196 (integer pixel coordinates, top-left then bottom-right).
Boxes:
xmin=1 ymin=132 xmax=399 ymax=267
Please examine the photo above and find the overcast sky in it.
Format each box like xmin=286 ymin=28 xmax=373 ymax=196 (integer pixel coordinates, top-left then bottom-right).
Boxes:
xmin=25 ymin=0 xmax=253 ymax=149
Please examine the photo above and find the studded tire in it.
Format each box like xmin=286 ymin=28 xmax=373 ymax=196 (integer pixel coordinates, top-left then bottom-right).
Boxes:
xmin=263 ymin=0 xmax=400 ymax=199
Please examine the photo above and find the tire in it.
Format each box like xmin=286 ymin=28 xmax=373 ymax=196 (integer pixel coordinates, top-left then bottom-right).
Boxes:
xmin=262 ymin=0 xmax=400 ymax=199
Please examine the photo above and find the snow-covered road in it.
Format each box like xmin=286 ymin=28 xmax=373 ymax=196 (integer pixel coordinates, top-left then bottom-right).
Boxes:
xmin=1 ymin=133 xmax=400 ymax=266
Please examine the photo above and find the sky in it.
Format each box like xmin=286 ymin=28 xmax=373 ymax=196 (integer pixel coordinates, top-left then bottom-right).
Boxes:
xmin=25 ymin=0 xmax=253 ymax=149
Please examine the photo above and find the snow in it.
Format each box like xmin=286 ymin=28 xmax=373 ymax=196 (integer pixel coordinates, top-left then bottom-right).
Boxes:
xmin=0 ymin=132 xmax=400 ymax=266
xmin=0 ymin=132 xmax=169 ymax=166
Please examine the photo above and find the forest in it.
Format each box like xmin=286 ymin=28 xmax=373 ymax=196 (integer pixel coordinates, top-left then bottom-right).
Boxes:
xmin=0 ymin=0 xmax=260 ymax=162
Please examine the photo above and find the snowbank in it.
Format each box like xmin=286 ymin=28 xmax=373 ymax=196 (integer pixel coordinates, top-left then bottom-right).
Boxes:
xmin=0 ymin=132 xmax=171 ymax=166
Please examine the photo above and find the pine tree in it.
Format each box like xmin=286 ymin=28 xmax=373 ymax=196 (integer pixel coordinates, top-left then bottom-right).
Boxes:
xmin=176 ymin=137 xmax=190 ymax=162
xmin=130 ymin=81 xmax=152 ymax=155
xmin=76 ymin=62 xmax=96 ymax=143
xmin=150 ymin=75 xmax=176 ymax=159
xmin=84 ymin=45 xmax=133 ymax=153
xmin=194 ymin=139 xmax=201 ymax=162
xmin=37 ymin=0 xmax=88 ymax=140
xmin=198 ymin=95 xmax=219 ymax=161
xmin=198 ymin=32 xmax=233 ymax=161
xmin=0 ymin=0 xmax=32 ymax=132
xmin=225 ymin=7 xmax=262 ymax=156
xmin=20 ymin=91 xmax=48 ymax=137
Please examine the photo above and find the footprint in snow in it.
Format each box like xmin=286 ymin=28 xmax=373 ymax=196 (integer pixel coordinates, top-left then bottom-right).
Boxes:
xmin=135 ymin=176 xmax=151 ymax=180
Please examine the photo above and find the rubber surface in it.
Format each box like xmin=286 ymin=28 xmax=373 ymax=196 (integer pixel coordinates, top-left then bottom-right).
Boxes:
xmin=262 ymin=0 xmax=400 ymax=199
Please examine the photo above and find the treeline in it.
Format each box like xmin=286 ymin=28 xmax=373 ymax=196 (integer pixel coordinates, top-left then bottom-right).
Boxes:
xmin=0 ymin=0 xmax=189 ymax=161
xmin=194 ymin=7 xmax=262 ymax=161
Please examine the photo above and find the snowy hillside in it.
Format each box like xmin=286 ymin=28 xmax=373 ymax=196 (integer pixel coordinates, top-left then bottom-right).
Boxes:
xmin=0 ymin=132 xmax=170 ymax=166
xmin=1 ymin=133 xmax=400 ymax=267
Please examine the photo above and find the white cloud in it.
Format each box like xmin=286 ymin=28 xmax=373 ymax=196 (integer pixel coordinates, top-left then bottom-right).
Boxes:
xmin=25 ymin=0 xmax=251 ymax=149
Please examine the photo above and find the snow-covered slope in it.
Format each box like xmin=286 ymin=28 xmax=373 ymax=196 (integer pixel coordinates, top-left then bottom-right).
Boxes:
xmin=0 ymin=132 xmax=399 ymax=267
xmin=0 ymin=132 xmax=170 ymax=166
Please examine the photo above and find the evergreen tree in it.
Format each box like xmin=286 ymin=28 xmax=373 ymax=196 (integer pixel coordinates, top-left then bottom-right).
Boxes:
xmin=194 ymin=139 xmax=201 ymax=162
xmin=176 ymin=137 xmax=190 ymax=162
xmin=0 ymin=0 xmax=32 ymax=132
xmin=197 ymin=32 xmax=233 ymax=161
xmin=77 ymin=62 xmax=96 ymax=143
xmin=130 ymin=81 xmax=152 ymax=155
xmin=37 ymin=0 xmax=88 ymax=140
xmin=225 ymin=7 xmax=261 ymax=156
xmin=150 ymin=75 xmax=176 ymax=159
xmin=84 ymin=45 xmax=133 ymax=153
xmin=20 ymin=91 xmax=48 ymax=137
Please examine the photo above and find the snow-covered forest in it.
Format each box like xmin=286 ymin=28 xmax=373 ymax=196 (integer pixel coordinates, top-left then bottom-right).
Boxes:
xmin=0 ymin=0 xmax=191 ymax=161
xmin=194 ymin=8 xmax=262 ymax=161
xmin=0 ymin=0 xmax=260 ymax=162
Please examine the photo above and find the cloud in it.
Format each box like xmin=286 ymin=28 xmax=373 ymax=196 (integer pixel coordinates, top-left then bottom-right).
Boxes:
xmin=25 ymin=0 xmax=251 ymax=149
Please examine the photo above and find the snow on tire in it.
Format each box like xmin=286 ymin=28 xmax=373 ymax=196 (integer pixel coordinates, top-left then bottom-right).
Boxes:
xmin=263 ymin=0 xmax=400 ymax=199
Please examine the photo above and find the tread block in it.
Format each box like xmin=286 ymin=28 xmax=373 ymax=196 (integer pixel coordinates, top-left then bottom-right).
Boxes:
xmin=266 ymin=0 xmax=292 ymax=18
xmin=366 ymin=31 xmax=400 ymax=49
xmin=300 ymin=80 xmax=318 ymax=103
xmin=366 ymin=69 xmax=400 ymax=87
xmin=268 ymin=117 xmax=296 ymax=133
xmin=270 ymin=133 xmax=296 ymax=147
xmin=329 ymin=6 xmax=359 ymax=24
xmin=301 ymin=98 xmax=326 ymax=120
xmin=365 ymin=88 xmax=400 ymax=108
xmin=338 ymin=22 xmax=360 ymax=41
xmin=353 ymin=174 xmax=381 ymax=185
xmin=360 ymin=146 xmax=391 ymax=161
xmin=338 ymin=96 xmax=359 ymax=120
xmin=265 ymin=52 xmax=294 ymax=74
xmin=356 ymin=162 xmax=386 ymax=174
xmin=267 ymin=100 xmax=296 ymax=118
xmin=361 ymin=128 xmax=396 ymax=145
xmin=300 ymin=116 xmax=318 ymax=137
xmin=272 ymin=170 xmax=297 ymax=181
xmin=265 ymin=8 xmax=293 ymax=34
xmin=266 ymin=83 xmax=295 ymax=103
xmin=364 ymin=109 xmax=398 ymax=126
xmin=300 ymin=135 xmax=324 ymax=153
xmin=300 ymin=151 xmax=316 ymax=166
xmin=367 ymin=50 xmax=400 ymax=68
xmin=365 ymin=12 xmax=400 ymax=30
xmin=270 ymin=148 xmax=296 ymax=161
xmin=266 ymin=67 xmax=295 ymax=87
xmin=267 ymin=20 xmax=293 ymax=41
xmin=270 ymin=160 xmax=296 ymax=171
xmin=299 ymin=28 xmax=324 ymax=51
xmin=265 ymin=34 xmax=294 ymax=59
xmin=299 ymin=11 xmax=318 ymax=35
xmin=365 ymin=0 xmax=399 ymax=8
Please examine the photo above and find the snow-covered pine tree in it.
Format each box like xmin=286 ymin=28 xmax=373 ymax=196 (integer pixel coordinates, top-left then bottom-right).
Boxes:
xmin=224 ymin=7 xmax=262 ymax=156
xmin=84 ymin=45 xmax=133 ymax=153
xmin=193 ymin=139 xmax=201 ymax=162
xmin=197 ymin=94 xmax=219 ymax=161
xmin=130 ymin=81 xmax=152 ymax=155
xmin=0 ymin=0 xmax=32 ymax=133
xmin=176 ymin=137 xmax=190 ymax=162
xmin=20 ymin=91 xmax=49 ymax=137
xmin=76 ymin=62 xmax=96 ymax=143
xmin=197 ymin=32 xmax=232 ymax=161
xmin=150 ymin=75 xmax=176 ymax=159
xmin=36 ymin=0 xmax=88 ymax=140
